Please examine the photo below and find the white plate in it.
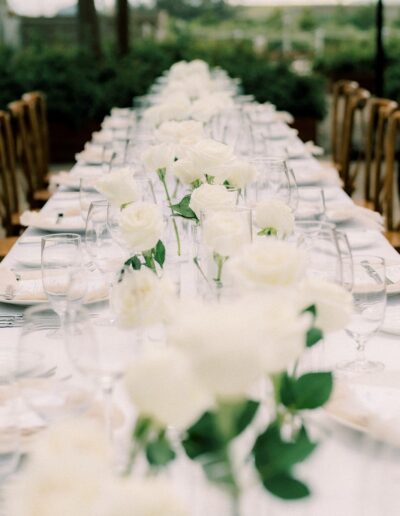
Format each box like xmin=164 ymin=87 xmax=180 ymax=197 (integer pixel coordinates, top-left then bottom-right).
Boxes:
xmin=326 ymin=206 xmax=354 ymax=224
xmin=345 ymin=231 xmax=377 ymax=249
xmin=0 ymin=296 xmax=107 ymax=307
xmin=294 ymin=169 xmax=322 ymax=186
xmin=28 ymin=219 xmax=85 ymax=233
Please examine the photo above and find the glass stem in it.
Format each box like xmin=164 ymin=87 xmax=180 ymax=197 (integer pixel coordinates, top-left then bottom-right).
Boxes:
xmin=101 ymin=382 xmax=115 ymax=443
xmin=356 ymin=336 xmax=367 ymax=362
xmin=158 ymin=169 xmax=181 ymax=256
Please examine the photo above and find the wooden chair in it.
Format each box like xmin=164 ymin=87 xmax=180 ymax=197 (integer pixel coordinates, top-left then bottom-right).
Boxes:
xmin=22 ymin=91 xmax=50 ymax=187
xmin=331 ymin=80 xmax=360 ymax=168
xmin=365 ymin=99 xmax=398 ymax=209
xmin=339 ymin=87 xmax=371 ymax=195
xmin=8 ymin=99 xmax=50 ymax=208
xmin=0 ymin=111 xmax=21 ymax=259
xmin=372 ymin=109 xmax=400 ymax=248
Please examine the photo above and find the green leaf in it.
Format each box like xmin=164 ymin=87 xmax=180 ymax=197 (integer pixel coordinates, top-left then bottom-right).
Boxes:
xmin=294 ymin=372 xmax=333 ymax=409
xmin=257 ymin=227 xmax=278 ymax=237
xmin=146 ymin=432 xmax=176 ymax=467
xmin=306 ymin=327 xmax=323 ymax=347
xmin=154 ymin=240 xmax=166 ymax=268
xmin=182 ymin=411 xmax=223 ymax=460
xmin=182 ymin=400 xmax=259 ymax=460
xmin=253 ymin=422 xmax=316 ymax=477
xmin=303 ymin=304 xmax=317 ymax=317
xmin=171 ymin=195 xmax=198 ymax=220
xmin=279 ymin=372 xmax=296 ymax=408
xmin=263 ymin=472 xmax=310 ymax=500
xmin=202 ymin=449 xmax=237 ymax=490
xmin=125 ymin=255 xmax=142 ymax=270
xmin=133 ymin=416 xmax=152 ymax=441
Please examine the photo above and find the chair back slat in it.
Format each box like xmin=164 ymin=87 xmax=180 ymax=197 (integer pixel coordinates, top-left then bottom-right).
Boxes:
xmin=22 ymin=92 xmax=49 ymax=186
xmin=0 ymin=111 xmax=19 ymax=235
xmin=331 ymin=80 xmax=359 ymax=165
xmin=382 ymin=111 xmax=400 ymax=231
xmin=340 ymin=87 xmax=371 ymax=194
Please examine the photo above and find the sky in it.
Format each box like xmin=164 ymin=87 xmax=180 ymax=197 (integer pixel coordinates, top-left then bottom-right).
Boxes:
xmin=6 ymin=0 xmax=375 ymax=17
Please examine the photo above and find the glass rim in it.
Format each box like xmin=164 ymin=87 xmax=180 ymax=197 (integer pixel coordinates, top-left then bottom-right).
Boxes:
xmin=41 ymin=233 xmax=81 ymax=241
xmin=352 ymin=255 xmax=386 ymax=265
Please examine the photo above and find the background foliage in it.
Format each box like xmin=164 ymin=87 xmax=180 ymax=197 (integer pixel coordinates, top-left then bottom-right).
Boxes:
xmin=0 ymin=36 xmax=327 ymax=128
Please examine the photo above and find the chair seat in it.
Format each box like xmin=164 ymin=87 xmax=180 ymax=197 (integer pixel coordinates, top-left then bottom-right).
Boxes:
xmin=0 ymin=236 xmax=18 ymax=259
xmin=384 ymin=231 xmax=400 ymax=251
xmin=354 ymin=199 xmax=375 ymax=210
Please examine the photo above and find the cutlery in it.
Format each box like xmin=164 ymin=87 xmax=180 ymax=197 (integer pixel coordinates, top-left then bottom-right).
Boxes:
xmin=0 ymin=285 xmax=15 ymax=300
xmin=55 ymin=212 xmax=64 ymax=225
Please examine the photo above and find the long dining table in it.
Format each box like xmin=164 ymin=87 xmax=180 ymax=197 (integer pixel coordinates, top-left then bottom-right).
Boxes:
xmin=1 ymin=108 xmax=400 ymax=516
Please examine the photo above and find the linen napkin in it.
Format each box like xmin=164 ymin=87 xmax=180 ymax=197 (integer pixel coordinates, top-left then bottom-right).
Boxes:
xmin=75 ymin=144 xmax=113 ymax=165
xmin=304 ymin=140 xmax=324 ymax=157
xmin=20 ymin=210 xmax=83 ymax=229
xmin=0 ymin=267 xmax=108 ymax=303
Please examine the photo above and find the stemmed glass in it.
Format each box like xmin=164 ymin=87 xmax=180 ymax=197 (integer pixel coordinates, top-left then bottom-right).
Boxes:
xmin=65 ymin=306 xmax=136 ymax=441
xmin=18 ymin=304 xmax=93 ymax=425
xmin=0 ymin=363 xmax=20 ymax=505
xmin=251 ymin=157 xmax=291 ymax=204
xmin=41 ymin=233 xmax=87 ymax=328
xmin=79 ymin=176 xmax=104 ymax=223
xmin=338 ymin=256 xmax=387 ymax=373
xmin=85 ymin=200 xmax=126 ymax=321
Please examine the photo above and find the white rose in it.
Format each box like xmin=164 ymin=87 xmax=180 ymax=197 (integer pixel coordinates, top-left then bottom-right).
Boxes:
xmin=298 ymin=278 xmax=353 ymax=333
xmin=257 ymin=295 xmax=311 ymax=373
xmin=160 ymin=94 xmax=191 ymax=122
xmin=96 ymin=478 xmax=189 ymax=516
xmin=202 ymin=209 xmax=251 ymax=257
xmin=169 ymin=298 xmax=269 ymax=399
xmin=141 ymin=143 xmax=176 ymax=173
xmin=156 ymin=120 xmax=204 ymax=145
xmin=5 ymin=421 xmax=112 ymax=516
xmin=255 ymin=200 xmax=295 ymax=238
xmin=119 ymin=201 xmax=163 ymax=252
xmin=169 ymin=157 xmax=203 ymax=185
xmin=189 ymin=183 xmax=236 ymax=219
xmin=225 ymin=158 xmax=258 ymax=189
xmin=190 ymin=93 xmax=234 ymax=123
xmin=125 ymin=347 xmax=211 ymax=428
xmin=95 ymin=169 xmax=140 ymax=206
xmin=228 ymin=240 xmax=306 ymax=287
xmin=190 ymin=139 xmax=234 ymax=180
xmin=111 ymin=268 xmax=176 ymax=328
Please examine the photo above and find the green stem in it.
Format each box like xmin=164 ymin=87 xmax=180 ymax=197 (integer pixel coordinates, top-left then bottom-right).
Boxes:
xmin=158 ymin=169 xmax=181 ymax=257
xmin=142 ymin=250 xmax=156 ymax=273
xmin=214 ymin=253 xmax=227 ymax=287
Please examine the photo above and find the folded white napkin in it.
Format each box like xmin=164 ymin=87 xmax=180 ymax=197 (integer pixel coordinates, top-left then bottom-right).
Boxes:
xmin=273 ymin=111 xmax=294 ymax=124
xmin=0 ymin=267 xmax=108 ymax=303
xmin=20 ymin=210 xmax=83 ymax=229
xmin=75 ymin=145 xmax=113 ymax=164
xmin=304 ymin=140 xmax=324 ymax=157
xmin=111 ymin=107 xmax=132 ymax=118
xmin=101 ymin=116 xmax=130 ymax=130
xmin=91 ymin=130 xmax=113 ymax=145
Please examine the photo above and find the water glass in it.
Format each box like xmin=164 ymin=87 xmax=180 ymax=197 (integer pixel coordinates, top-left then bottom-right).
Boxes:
xmin=18 ymin=304 xmax=93 ymax=424
xmin=41 ymin=233 xmax=86 ymax=323
xmin=339 ymin=255 xmax=387 ymax=373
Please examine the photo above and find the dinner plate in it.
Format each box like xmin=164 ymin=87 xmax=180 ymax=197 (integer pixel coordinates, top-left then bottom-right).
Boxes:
xmin=293 ymin=169 xmax=322 ymax=186
xmin=381 ymin=307 xmax=400 ymax=335
xmin=325 ymin=205 xmax=354 ymax=224
xmin=345 ymin=231 xmax=377 ymax=249
xmin=0 ymin=295 xmax=108 ymax=307
xmin=325 ymin=374 xmax=400 ymax=445
xmin=28 ymin=218 xmax=85 ymax=233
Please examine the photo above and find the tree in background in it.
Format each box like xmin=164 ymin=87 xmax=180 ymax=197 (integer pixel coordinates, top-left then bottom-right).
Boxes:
xmin=155 ymin=0 xmax=233 ymax=21
xmin=116 ymin=0 xmax=129 ymax=56
xmin=266 ymin=8 xmax=284 ymax=31
xmin=78 ymin=0 xmax=102 ymax=58
xmin=298 ymin=7 xmax=317 ymax=32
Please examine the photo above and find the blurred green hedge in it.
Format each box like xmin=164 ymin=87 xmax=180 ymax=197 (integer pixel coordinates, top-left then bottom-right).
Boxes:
xmin=0 ymin=37 xmax=327 ymax=127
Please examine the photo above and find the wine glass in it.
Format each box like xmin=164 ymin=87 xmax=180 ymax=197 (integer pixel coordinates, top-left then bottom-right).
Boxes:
xmin=85 ymin=200 xmax=126 ymax=321
xmin=65 ymin=306 xmax=136 ymax=441
xmin=0 ymin=362 xmax=20 ymax=491
xmin=41 ymin=233 xmax=87 ymax=326
xmin=304 ymin=224 xmax=347 ymax=284
xmin=18 ymin=304 xmax=93 ymax=425
xmin=338 ymin=255 xmax=387 ymax=373
xmin=251 ymin=157 xmax=291 ymax=204
xmin=79 ymin=176 xmax=104 ymax=222
xmin=296 ymin=188 xmax=326 ymax=221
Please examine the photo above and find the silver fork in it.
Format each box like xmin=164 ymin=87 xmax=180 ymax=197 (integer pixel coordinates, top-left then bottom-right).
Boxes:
xmin=0 ymin=285 xmax=15 ymax=301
